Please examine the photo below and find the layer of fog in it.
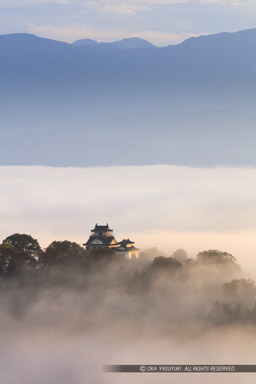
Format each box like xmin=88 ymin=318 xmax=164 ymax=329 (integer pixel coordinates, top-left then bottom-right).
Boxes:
xmin=1 ymin=165 xmax=256 ymax=276
xmin=1 ymin=164 xmax=256 ymax=383
xmin=0 ymin=255 xmax=256 ymax=384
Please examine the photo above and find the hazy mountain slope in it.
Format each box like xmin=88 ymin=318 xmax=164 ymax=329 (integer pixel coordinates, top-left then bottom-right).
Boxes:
xmin=0 ymin=29 xmax=256 ymax=166
xmin=72 ymin=37 xmax=156 ymax=49
xmin=72 ymin=38 xmax=99 ymax=47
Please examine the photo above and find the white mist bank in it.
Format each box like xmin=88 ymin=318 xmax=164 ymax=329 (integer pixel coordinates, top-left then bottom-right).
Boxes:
xmin=1 ymin=164 xmax=256 ymax=384
xmin=1 ymin=329 xmax=256 ymax=384
xmin=1 ymin=165 xmax=256 ymax=275
xmin=0 ymin=264 xmax=256 ymax=384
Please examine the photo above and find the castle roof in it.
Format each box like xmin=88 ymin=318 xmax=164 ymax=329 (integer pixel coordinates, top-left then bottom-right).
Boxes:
xmin=84 ymin=225 xmax=139 ymax=254
xmin=92 ymin=223 xmax=113 ymax=232
xmin=83 ymin=235 xmax=116 ymax=246
xmin=116 ymin=245 xmax=139 ymax=252
xmin=116 ymin=239 xmax=134 ymax=245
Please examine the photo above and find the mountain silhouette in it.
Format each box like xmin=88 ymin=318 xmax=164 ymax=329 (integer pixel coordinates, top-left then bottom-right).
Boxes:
xmin=0 ymin=28 xmax=256 ymax=166
xmin=72 ymin=37 xmax=156 ymax=49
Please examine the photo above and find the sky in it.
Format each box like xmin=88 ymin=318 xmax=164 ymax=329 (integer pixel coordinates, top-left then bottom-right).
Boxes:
xmin=1 ymin=165 xmax=256 ymax=278
xmin=0 ymin=0 xmax=256 ymax=45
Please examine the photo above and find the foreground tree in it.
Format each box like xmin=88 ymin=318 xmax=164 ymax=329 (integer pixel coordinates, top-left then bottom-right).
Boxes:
xmin=197 ymin=250 xmax=239 ymax=267
xmin=0 ymin=242 xmax=37 ymax=276
xmin=149 ymin=256 xmax=182 ymax=273
xmin=3 ymin=234 xmax=42 ymax=259
xmin=40 ymin=241 xmax=85 ymax=267
xmin=223 ymin=278 xmax=256 ymax=304
xmin=85 ymin=248 xmax=122 ymax=268
xmin=0 ymin=243 xmax=18 ymax=275
xmin=210 ymin=279 xmax=256 ymax=323
xmin=171 ymin=249 xmax=188 ymax=264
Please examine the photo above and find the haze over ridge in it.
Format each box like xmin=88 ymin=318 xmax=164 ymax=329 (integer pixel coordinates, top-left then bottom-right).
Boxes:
xmin=1 ymin=27 xmax=256 ymax=167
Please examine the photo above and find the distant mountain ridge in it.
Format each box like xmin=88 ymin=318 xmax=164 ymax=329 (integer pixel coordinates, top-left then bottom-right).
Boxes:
xmin=72 ymin=37 xmax=157 ymax=49
xmin=1 ymin=27 xmax=256 ymax=51
xmin=0 ymin=27 xmax=256 ymax=167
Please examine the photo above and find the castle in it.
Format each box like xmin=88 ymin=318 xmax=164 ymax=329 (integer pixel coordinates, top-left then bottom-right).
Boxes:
xmin=83 ymin=224 xmax=139 ymax=259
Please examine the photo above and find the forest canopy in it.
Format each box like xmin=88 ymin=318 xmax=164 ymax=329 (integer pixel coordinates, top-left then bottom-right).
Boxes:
xmin=0 ymin=233 xmax=255 ymax=326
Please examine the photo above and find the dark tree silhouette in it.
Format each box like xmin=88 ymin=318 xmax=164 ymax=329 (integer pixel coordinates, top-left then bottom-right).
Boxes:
xmin=40 ymin=241 xmax=85 ymax=267
xmin=85 ymin=248 xmax=122 ymax=266
xmin=223 ymin=278 xmax=256 ymax=299
xmin=0 ymin=243 xmax=18 ymax=275
xmin=197 ymin=250 xmax=238 ymax=266
xmin=210 ymin=279 xmax=256 ymax=324
xmin=210 ymin=300 xmax=242 ymax=324
xmin=3 ymin=233 xmax=41 ymax=259
xmin=171 ymin=249 xmax=188 ymax=264
xmin=150 ymin=256 xmax=182 ymax=272
xmin=0 ymin=242 xmax=37 ymax=276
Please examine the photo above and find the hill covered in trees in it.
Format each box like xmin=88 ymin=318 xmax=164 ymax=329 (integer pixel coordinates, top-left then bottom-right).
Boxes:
xmin=1 ymin=231 xmax=256 ymax=384
xmin=1 ymin=233 xmax=256 ymax=326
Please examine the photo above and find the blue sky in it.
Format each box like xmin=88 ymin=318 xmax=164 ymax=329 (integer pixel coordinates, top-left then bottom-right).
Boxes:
xmin=0 ymin=0 xmax=256 ymax=45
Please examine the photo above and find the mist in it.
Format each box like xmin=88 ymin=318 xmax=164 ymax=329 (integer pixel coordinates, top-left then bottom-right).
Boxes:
xmin=1 ymin=30 xmax=256 ymax=167
xmin=1 ymin=164 xmax=256 ymax=382
xmin=1 ymin=165 xmax=256 ymax=276
xmin=0 ymin=247 xmax=256 ymax=384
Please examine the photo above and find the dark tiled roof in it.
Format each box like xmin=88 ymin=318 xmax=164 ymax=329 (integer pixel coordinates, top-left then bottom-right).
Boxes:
xmin=106 ymin=236 xmax=117 ymax=245
xmin=92 ymin=223 xmax=113 ymax=232
xmin=116 ymin=238 xmax=135 ymax=245
xmin=116 ymin=245 xmax=139 ymax=252
xmin=84 ymin=235 xmax=117 ymax=246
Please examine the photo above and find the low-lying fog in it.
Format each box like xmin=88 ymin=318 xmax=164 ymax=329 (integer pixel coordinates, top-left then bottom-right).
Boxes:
xmin=1 ymin=165 xmax=256 ymax=384
xmin=0 ymin=253 xmax=256 ymax=384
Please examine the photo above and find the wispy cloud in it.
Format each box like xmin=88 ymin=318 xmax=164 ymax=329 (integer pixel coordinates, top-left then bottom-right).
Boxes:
xmin=79 ymin=0 xmax=245 ymax=15
xmin=198 ymin=0 xmax=242 ymax=6
xmin=82 ymin=0 xmax=188 ymax=15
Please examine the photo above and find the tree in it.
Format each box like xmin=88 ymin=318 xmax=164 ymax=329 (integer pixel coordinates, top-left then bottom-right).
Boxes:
xmin=150 ymin=256 xmax=182 ymax=273
xmin=40 ymin=241 xmax=84 ymax=267
xmin=223 ymin=278 xmax=256 ymax=299
xmin=197 ymin=250 xmax=238 ymax=266
xmin=171 ymin=249 xmax=188 ymax=264
xmin=0 ymin=243 xmax=18 ymax=275
xmin=0 ymin=242 xmax=37 ymax=276
xmin=3 ymin=233 xmax=42 ymax=259
xmin=209 ymin=278 xmax=256 ymax=322
xmin=85 ymin=247 xmax=122 ymax=267
xmin=210 ymin=300 xmax=242 ymax=324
